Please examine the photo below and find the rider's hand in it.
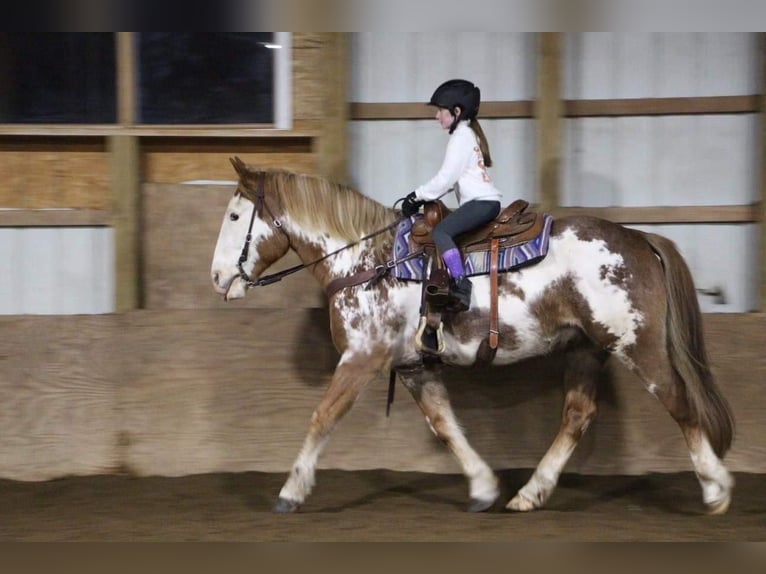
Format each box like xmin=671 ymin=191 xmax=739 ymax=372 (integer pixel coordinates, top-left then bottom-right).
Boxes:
xmin=401 ymin=191 xmax=424 ymax=217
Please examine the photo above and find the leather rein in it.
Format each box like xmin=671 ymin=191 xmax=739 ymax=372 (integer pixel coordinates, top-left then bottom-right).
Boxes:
xmin=236 ymin=174 xmax=420 ymax=294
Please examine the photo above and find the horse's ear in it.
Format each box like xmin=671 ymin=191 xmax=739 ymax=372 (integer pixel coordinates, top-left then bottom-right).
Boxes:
xmin=230 ymin=156 xmax=248 ymax=178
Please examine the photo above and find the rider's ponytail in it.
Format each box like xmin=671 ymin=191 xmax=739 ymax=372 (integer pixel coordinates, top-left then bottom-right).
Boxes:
xmin=469 ymin=118 xmax=492 ymax=168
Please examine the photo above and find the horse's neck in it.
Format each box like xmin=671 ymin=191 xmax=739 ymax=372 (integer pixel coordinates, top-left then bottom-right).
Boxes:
xmin=285 ymin=222 xmax=388 ymax=288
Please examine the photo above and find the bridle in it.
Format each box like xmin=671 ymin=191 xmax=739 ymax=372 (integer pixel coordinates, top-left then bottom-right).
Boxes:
xmin=235 ymin=174 xmax=288 ymax=287
xmin=235 ymin=173 xmax=411 ymax=290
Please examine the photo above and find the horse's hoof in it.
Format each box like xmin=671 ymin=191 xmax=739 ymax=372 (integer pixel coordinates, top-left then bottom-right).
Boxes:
xmin=273 ymin=497 xmax=301 ymax=513
xmin=505 ymin=493 xmax=537 ymax=512
xmin=467 ymin=497 xmax=496 ymax=513
xmin=705 ymin=495 xmax=731 ymax=515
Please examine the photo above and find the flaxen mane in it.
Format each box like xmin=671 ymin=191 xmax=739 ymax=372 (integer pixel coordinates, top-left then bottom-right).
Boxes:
xmin=265 ymin=170 xmax=397 ymax=255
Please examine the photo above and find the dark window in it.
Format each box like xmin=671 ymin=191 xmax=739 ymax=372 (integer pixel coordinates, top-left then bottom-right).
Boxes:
xmin=137 ymin=33 xmax=275 ymax=124
xmin=0 ymin=33 xmax=116 ymax=123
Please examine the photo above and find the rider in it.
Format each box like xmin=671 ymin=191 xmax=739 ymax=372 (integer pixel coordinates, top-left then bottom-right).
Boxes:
xmin=400 ymin=79 xmax=502 ymax=312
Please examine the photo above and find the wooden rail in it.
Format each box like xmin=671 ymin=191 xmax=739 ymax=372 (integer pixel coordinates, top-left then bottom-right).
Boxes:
xmin=350 ymin=95 xmax=760 ymax=121
xmin=551 ymin=204 xmax=761 ymax=224
xmin=0 ymin=209 xmax=111 ymax=227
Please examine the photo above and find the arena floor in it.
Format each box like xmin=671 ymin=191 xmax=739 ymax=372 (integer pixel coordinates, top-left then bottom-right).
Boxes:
xmin=0 ymin=469 xmax=764 ymax=541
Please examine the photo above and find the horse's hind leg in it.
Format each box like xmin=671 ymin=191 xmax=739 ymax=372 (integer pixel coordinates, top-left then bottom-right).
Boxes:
xmin=507 ymin=347 xmax=605 ymax=511
xmin=274 ymin=351 xmax=387 ymax=513
xmin=398 ymin=367 xmax=499 ymax=512
xmin=680 ymin=424 xmax=734 ymax=514
xmin=624 ymin=350 xmax=734 ymax=514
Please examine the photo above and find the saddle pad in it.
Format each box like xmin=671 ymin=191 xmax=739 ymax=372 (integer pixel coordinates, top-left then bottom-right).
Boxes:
xmin=465 ymin=214 xmax=554 ymax=275
xmin=392 ymin=216 xmax=425 ymax=280
xmin=392 ymin=213 xmax=554 ymax=281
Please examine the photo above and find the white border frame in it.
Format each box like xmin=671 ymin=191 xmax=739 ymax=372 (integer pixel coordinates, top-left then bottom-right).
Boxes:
xmin=273 ymin=32 xmax=292 ymax=130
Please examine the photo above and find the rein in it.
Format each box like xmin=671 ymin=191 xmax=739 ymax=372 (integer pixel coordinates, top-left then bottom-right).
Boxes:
xmin=236 ymin=174 xmax=411 ymax=290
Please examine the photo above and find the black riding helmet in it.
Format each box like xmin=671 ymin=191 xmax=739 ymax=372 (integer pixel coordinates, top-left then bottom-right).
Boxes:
xmin=428 ymin=79 xmax=481 ymax=133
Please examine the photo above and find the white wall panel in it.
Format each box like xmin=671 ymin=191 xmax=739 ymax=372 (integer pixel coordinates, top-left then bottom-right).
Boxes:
xmin=630 ymin=223 xmax=759 ymax=313
xmin=0 ymin=228 xmax=21 ymax=311
xmin=349 ymin=119 xmax=535 ymax=209
xmin=0 ymin=228 xmax=114 ymax=315
xmin=351 ymin=32 xmax=536 ymax=102
xmin=695 ymin=33 xmax=760 ymax=95
xmin=563 ymin=114 xmax=759 ymax=207
xmin=564 ymin=33 xmax=759 ymax=99
xmin=349 ymin=33 xmax=537 ymax=209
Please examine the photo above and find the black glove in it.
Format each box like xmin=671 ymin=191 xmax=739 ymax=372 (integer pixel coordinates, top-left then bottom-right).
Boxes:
xmin=400 ymin=191 xmax=424 ymax=217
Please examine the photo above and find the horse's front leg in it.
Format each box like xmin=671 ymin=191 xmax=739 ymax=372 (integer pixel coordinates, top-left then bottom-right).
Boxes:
xmin=274 ymin=351 xmax=388 ymax=513
xmin=398 ymin=367 xmax=499 ymax=512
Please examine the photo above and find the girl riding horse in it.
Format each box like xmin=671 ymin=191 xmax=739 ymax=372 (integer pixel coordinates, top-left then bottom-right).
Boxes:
xmin=401 ymin=79 xmax=503 ymax=312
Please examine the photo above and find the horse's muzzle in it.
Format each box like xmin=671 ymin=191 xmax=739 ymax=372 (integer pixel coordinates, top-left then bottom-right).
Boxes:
xmin=212 ymin=270 xmax=246 ymax=301
xmin=223 ymin=276 xmax=247 ymax=301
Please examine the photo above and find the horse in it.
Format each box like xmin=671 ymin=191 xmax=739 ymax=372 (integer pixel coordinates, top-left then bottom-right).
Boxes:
xmin=211 ymin=157 xmax=735 ymax=515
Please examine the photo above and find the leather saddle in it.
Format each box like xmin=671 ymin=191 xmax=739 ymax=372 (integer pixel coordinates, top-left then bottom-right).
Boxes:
xmin=410 ymin=199 xmax=545 ymax=364
xmin=410 ymin=199 xmax=544 ymax=253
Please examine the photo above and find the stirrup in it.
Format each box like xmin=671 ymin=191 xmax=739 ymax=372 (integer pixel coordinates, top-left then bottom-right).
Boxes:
xmin=414 ymin=316 xmax=445 ymax=355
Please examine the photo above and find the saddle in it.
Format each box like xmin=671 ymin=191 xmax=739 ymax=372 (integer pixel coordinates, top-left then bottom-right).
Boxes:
xmin=410 ymin=199 xmax=545 ymax=365
xmin=410 ymin=199 xmax=544 ymax=253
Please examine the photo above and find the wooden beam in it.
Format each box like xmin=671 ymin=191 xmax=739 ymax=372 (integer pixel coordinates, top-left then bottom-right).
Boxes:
xmin=139 ymin=137 xmax=313 ymax=154
xmin=550 ymin=204 xmax=761 ymax=225
xmin=111 ymin=34 xmax=142 ymax=311
xmin=0 ymin=209 xmax=110 ymax=227
xmin=565 ymin=95 xmax=760 ymax=117
xmin=0 ymin=125 xmax=316 ymax=137
xmin=536 ymin=33 xmax=563 ymax=213
xmin=109 ymin=135 xmax=141 ymax=311
xmin=760 ymin=33 xmax=766 ymax=311
xmin=315 ymin=33 xmax=349 ymax=184
xmin=349 ymin=101 xmax=534 ymax=120
xmin=3 ymin=204 xmax=753 ymax=228
xmin=116 ymin=33 xmax=136 ymax=126
xmin=2 ymin=204 xmax=754 ymax=228
xmin=108 ymin=32 xmax=143 ymax=313
xmin=348 ymin=95 xmax=758 ymax=122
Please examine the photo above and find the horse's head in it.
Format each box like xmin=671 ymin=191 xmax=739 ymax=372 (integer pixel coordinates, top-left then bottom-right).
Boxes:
xmin=211 ymin=157 xmax=290 ymax=301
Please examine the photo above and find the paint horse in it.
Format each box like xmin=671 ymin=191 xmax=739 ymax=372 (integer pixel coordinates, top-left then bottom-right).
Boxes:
xmin=211 ymin=158 xmax=734 ymax=514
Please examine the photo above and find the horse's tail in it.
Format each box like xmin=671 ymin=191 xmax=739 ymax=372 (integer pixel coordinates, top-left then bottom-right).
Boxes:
xmin=643 ymin=232 xmax=735 ymax=458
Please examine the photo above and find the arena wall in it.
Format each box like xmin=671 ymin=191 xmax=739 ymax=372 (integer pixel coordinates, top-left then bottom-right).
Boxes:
xmin=1 ymin=308 xmax=763 ymax=482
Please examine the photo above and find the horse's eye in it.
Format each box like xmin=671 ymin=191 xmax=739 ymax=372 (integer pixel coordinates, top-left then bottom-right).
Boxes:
xmin=230 ymin=212 xmax=239 ymax=222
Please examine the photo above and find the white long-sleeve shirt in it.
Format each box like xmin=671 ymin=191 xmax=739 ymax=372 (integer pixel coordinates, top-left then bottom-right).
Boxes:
xmin=414 ymin=121 xmax=502 ymax=205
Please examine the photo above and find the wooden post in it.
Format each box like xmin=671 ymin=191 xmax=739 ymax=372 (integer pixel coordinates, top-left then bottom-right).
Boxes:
xmin=315 ymin=33 xmax=349 ymax=185
xmin=759 ymin=33 xmax=766 ymax=311
xmin=111 ymin=33 xmax=142 ymax=311
xmin=110 ymin=135 xmax=141 ymax=312
xmin=535 ymin=33 xmax=563 ymax=214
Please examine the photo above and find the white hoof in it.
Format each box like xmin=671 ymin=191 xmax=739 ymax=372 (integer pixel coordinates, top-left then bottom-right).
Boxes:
xmin=705 ymin=493 xmax=731 ymax=515
xmin=701 ymin=471 xmax=734 ymax=515
xmin=506 ymin=492 xmax=538 ymax=512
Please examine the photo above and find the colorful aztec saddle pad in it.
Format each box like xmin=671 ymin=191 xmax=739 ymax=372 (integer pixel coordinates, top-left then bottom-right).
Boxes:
xmin=392 ymin=213 xmax=554 ymax=281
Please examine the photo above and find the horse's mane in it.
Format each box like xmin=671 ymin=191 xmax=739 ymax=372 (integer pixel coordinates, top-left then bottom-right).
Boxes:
xmin=261 ymin=169 xmax=398 ymax=255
